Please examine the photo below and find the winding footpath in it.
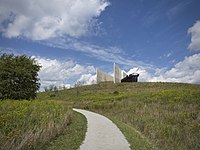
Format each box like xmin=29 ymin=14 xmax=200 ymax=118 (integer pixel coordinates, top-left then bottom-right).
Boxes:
xmin=73 ymin=108 xmax=131 ymax=150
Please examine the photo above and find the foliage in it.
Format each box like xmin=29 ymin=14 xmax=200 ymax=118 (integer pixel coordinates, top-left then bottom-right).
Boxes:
xmin=0 ymin=53 xmax=41 ymax=100
xmin=37 ymin=82 xmax=200 ymax=150
xmin=0 ymin=100 xmax=71 ymax=150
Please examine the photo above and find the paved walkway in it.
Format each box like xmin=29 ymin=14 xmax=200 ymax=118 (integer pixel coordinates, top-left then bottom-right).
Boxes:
xmin=73 ymin=108 xmax=131 ymax=150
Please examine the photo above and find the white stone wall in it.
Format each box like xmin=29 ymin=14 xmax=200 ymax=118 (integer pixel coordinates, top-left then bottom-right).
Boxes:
xmin=96 ymin=68 xmax=113 ymax=84
xmin=114 ymin=63 xmax=122 ymax=83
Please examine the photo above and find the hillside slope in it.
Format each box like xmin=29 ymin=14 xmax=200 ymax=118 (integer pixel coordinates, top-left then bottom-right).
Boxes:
xmin=37 ymin=82 xmax=200 ymax=150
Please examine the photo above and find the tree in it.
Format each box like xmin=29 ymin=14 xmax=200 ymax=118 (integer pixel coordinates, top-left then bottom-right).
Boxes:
xmin=0 ymin=53 xmax=41 ymax=100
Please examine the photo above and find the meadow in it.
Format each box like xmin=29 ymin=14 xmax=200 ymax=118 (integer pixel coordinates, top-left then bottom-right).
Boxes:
xmin=37 ymin=82 xmax=200 ymax=150
xmin=0 ymin=100 xmax=86 ymax=150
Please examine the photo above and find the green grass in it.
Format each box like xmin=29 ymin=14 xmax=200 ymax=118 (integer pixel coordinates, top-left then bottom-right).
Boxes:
xmin=109 ymin=117 xmax=154 ymax=150
xmin=44 ymin=111 xmax=87 ymax=150
xmin=0 ymin=100 xmax=86 ymax=150
xmin=37 ymin=82 xmax=200 ymax=150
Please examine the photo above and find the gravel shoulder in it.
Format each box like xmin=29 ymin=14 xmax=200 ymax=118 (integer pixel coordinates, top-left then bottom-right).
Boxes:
xmin=73 ymin=108 xmax=131 ymax=150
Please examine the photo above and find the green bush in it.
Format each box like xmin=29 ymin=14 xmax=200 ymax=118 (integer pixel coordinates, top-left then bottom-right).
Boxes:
xmin=113 ymin=91 xmax=119 ymax=95
xmin=0 ymin=53 xmax=41 ymax=100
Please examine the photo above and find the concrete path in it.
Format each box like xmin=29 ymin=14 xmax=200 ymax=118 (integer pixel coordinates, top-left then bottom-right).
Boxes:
xmin=73 ymin=108 xmax=131 ymax=150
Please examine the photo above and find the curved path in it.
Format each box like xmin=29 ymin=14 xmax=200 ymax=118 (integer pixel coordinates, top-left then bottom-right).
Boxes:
xmin=73 ymin=108 xmax=131 ymax=150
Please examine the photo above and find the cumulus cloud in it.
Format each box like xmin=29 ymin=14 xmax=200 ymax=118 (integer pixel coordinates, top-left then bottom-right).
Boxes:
xmin=34 ymin=56 xmax=95 ymax=90
xmin=77 ymin=74 xmax=97 ymax=85
xmin=188 ymin=20 xmax=200 ymax=51
xmin=0 ymin=0 xmax=110 ymax=40
xmin=127 ymin=67 xmax=152 ymax=82
xmin=160 ymin=53 xmax=200 ymax=83
xmin=127 ymin=54 xmax=200 ymax=84
xmin=0 ymin=0 xmax=152 ymax=70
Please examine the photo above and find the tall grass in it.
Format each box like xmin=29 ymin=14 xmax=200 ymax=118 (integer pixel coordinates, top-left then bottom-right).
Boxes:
xmin=37 ymin=82 xmax=200 ymax=149
xmin=0 ymin=100 xmax=71 ymax=150
xmin=85 ymin=90 xmax=200 ymax=150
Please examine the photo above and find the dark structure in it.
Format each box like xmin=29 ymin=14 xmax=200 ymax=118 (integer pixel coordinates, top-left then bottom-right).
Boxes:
xmin=121 ymin=73 xmax=139 ymax=82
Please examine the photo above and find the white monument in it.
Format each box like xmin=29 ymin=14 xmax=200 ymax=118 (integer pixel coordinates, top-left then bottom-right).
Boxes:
xmin=96 ymin=68 xmax=113 ymax=84
xmin=96 ymin=63 xmax=127 ymax=84
xmin=114 ymin=63 xmax=122 ymax=83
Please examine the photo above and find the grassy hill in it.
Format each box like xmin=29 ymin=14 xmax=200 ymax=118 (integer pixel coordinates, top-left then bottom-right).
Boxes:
xmin=37 ymin=82 xmax=200 ymax=150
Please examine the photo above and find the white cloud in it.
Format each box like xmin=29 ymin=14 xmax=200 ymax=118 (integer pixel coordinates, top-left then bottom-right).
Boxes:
xmin=44 ymin=38 xmax=153 ymax=70
xmin=166 ymin=52 xmax=172 ymax=58
xmin=0 ymin=0 xmax=110 ymax=40
xmin=0 ymin=0 xmax=152 ymax=71
xmin=161 ymin=53 xmax=200 ymax=83
xmin=127 ymin=67 xmax=152 ymax=82
xmin=77 ymin=74 xmax=97 ymax=85
xmin=188 ymin=20 xmax=200 ymax=51
xmin=33 ymin=56 xmax=96 ymax=90
xmin=127 ymin=54 xmax=200 ymax=84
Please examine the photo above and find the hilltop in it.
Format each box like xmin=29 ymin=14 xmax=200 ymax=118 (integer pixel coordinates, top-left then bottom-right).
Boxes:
xmin=37 ymin=82 xmax=200 ymax=150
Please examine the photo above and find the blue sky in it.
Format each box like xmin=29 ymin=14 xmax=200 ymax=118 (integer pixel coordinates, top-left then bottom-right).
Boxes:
xmin=0 ymin=0 xmax=200 ymax=89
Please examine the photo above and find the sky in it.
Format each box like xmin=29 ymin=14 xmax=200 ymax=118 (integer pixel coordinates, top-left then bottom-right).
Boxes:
xmin=0 ymin=0 xmax=200 ymax=90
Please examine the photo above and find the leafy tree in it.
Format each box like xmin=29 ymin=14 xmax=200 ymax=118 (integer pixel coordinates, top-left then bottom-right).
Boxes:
xmin=0 ymin=53 xmax=41 ymax=100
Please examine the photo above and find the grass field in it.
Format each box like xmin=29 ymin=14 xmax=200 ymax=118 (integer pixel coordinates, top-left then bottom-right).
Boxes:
xmin=37 ymin=82 xmax=200 ymax=150
xmin=0 ymin=100 xmax=86 ymax=150
xmin=45 ymin=111 xmax=87 ymax=150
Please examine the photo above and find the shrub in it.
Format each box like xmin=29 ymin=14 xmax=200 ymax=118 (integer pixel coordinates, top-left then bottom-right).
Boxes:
xmin=113 ymin=91 xmax=119 ymax=95
xmin=0 ymin=53 xmax=41 ymax=100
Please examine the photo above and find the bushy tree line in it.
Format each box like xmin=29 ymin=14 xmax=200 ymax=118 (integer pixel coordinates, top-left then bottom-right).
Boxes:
xmin=0 ymin=53 xmax=41 ymax=100
xmin=44 ymin=85 xmax=60 ymax=92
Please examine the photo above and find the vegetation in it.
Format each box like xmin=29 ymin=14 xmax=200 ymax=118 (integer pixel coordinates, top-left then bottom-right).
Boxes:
xmin=37 ymin=82 xmax=200 ymax=150
xmin=111 ymin=118 xmax=154 ymax=150
xmin=0 ymin=54 xmax=40 ymax=100
xmin=0 ymin=100 xmax=72 ymax=150
xmin=45 ymin=111 xmax=87 ymax=150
